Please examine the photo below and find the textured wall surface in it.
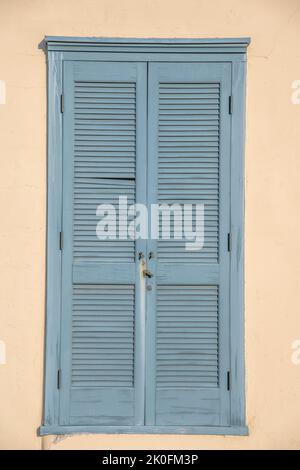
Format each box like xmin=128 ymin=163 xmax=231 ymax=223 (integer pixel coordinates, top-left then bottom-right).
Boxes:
xmin=0 ymin=0 xmax=300 ymax=450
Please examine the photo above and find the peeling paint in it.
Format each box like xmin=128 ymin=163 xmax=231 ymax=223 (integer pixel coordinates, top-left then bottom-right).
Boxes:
xmin=41 ymin=434 xmax=71 ymax=450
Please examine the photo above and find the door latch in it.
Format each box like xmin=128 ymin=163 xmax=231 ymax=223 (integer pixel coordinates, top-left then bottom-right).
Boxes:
xmin=143 ymin=269 xmax=153 ymax=278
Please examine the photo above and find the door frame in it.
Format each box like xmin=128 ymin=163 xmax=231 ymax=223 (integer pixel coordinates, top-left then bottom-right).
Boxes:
xmin=40 ymin=37 xmax=250 ymax=436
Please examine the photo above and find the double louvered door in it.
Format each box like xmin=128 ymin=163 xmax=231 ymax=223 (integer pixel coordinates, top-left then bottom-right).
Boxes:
xmin=59 ymin=60 xmax=232 ymax=428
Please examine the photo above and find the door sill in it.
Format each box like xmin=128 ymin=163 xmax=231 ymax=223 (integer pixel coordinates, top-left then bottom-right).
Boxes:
xmin=39 ymin=424 xmax=248 ymax=436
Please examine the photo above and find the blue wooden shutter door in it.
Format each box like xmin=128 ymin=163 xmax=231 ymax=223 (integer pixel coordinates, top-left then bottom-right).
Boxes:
xmin=146 ymin=63 xmax=231 ymax=426
xmin=59 ymin=61 xmax=147 ymax=425
xmin=59 ymin=60 xmax=231 ymax=428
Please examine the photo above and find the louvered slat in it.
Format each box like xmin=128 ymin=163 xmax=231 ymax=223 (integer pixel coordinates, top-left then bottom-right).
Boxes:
xmin=156 ymin=285 xmax=219 ymax=388
xmin=157 ymin=83 xmax=220 ymax=263
xmin=73 ymin=82 xmax=136 ymax=262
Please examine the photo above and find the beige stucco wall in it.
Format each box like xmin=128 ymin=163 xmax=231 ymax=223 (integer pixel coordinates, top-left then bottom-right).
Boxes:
xmin=0 ymin=0 xmax=300 ymax=450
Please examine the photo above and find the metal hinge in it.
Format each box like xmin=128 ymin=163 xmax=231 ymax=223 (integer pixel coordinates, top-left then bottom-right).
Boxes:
xmin=227 ymin=233 xmax=231 ymax=252
xmin=57 ymin=369 xmax=61 ymax=389
xmin=59 ymin=231 xmax=63 ymax=251
xmin=60 ymin=94 xmax=64 ymax=113
xmin=229 ymin=95 xmax=233 ymax=114
xmin=227 ymin=371 xmax=231 ymax=391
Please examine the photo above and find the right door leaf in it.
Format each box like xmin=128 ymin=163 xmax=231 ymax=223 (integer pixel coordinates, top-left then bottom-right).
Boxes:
xmin=147 ymin=63 xmax=232 ymax=426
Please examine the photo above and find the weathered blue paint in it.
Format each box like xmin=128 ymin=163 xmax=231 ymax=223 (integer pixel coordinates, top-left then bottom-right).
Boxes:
xmin=42 ymin=36 xmax=250 ymax=55
xmin=41 ymin=37 xmax=249 ymax=436
xmin=43 ymin=51 xmax=63 ymax=427
xmin=39 ymin=424 xmax=249 ymax=436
